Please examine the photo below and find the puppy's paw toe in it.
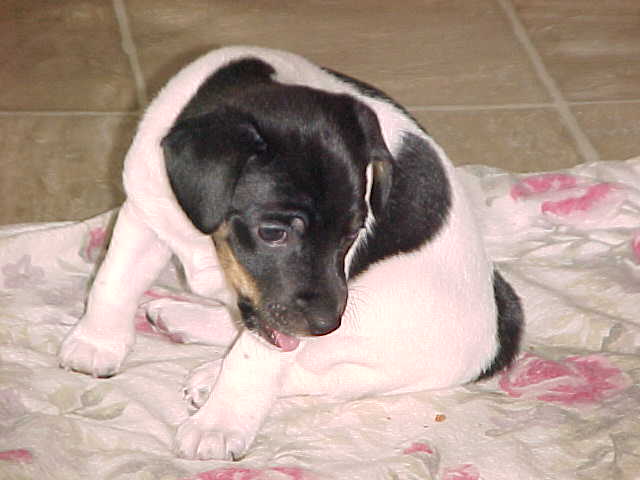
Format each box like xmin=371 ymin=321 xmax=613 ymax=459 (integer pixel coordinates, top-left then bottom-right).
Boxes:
xmin=183 ymin=385 xmax=211 ymax=412
xmin=58 ymin=323 xmax=133 ymax=378
xmin=174 ymin=414 xmax=249 ymax=460
xmin=183 ymin=360 xmax=223 ymax=412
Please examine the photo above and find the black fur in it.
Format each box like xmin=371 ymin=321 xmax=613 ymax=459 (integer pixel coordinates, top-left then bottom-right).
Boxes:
xmin=178 ymin=58 xmax=276 ymax=121
xmin=475 ymin=270 xmax=524 ymax=380
xmin=162 ymin=108 xmax=266 ymax=233
xmin=349 ymin=133 xmax=451 ymax=278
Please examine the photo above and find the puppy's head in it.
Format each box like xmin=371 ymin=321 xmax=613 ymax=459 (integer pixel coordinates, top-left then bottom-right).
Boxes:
xmin=162 ymin=84 xmax=393 ymax=351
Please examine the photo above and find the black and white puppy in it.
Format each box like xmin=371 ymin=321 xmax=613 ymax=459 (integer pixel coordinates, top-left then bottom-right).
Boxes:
xmin=59 ymin=46 xmax=523 ymax=460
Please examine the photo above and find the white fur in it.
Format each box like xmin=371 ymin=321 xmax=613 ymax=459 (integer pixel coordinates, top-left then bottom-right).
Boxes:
xmin=59 ymin=46 xmax=497 ymax=460
xmin=344 ymin=162 xmax=375 ymax=277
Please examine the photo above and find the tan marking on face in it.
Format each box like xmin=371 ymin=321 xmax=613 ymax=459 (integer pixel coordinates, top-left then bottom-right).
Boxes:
xmin=212 ymin=222 xmax=262 ymax=306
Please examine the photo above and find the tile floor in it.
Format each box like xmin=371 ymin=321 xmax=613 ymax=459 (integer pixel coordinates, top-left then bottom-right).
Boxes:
xmin=1 ymin=0 xmax=639 ymax=224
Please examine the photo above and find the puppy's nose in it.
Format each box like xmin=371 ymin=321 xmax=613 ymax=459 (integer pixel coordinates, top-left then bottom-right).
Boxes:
xmin=309 ymin=315 xmax=341 ymax=336
xmin=294 ymin=291 xmax=313 ymax=309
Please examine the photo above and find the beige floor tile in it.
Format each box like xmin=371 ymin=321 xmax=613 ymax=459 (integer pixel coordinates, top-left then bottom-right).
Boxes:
xmin=3 ymin=0 xmax=637 ymax=227
xmin=0 ymin=0 xmax=138 ymax=111
xmin=0 ymin=115 xmax=136 ymax=224
xmin=127 ymin=0 xmax=549 ymax=106
xmin=413 ymin=108 xmax=582 ymax=172
xmin=572 ymin=103 xmax=640 ymax=161
xmin=513 ymin=0 xmax=640 ymax=102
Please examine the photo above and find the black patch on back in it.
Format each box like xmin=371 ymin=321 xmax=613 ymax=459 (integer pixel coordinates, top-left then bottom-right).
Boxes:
xmin=349 ymin=133 xmax=451 ymax=277
xmin=475 ymin=270 xmax=524 ymax=380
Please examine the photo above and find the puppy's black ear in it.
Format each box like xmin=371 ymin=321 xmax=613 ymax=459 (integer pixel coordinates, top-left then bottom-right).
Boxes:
xmin=162 ymin=108 xmax=265 ymax=233
xmin=354 ymin=102 xmax=394 ymax=217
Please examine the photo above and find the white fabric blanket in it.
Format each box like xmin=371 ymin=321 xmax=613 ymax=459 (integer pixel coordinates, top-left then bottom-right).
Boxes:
xmin=1 ymin=159 xmax=639 ymax=480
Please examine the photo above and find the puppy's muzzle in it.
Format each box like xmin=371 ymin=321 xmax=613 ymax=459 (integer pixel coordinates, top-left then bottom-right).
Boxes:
xmin=308 ymin=315 xmax=341 ymax=336
xmin=266 ymin=295 xmax=344 ymax=337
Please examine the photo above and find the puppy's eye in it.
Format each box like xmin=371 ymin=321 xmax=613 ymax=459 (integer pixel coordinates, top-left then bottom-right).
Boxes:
xmin=258 ymin=225 xmax=288 ymax=245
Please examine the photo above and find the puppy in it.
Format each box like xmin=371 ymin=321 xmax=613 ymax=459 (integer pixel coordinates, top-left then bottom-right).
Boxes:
xmin=59 ymin=46 xmax=523 ymax=460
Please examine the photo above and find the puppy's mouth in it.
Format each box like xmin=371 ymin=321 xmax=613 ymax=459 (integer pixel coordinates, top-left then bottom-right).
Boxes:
xmin=238 ymin=300 xmax=301 ymax=352
xmin=261 ymin=323 xmax=301 ymax=352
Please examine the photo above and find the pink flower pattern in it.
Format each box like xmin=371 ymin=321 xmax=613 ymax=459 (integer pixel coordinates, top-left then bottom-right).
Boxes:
xmin=510 ymin=173 xmax=578 ymax=200
xmin=79 ymin=227 xmax=108 ymax=263
xmin=511 ymin=174 xmax=627 ymax=220
xmin=500 ymin=353 xmax=632 ymax=406
xmin=182 ymin=466 xmax=315 ymax=480
xmin=403 ymin=441 xmax=434 ymax=455
xmin=632 ymin=231 xmax=640 ymax=264
xmin=541 ymin=182 xmax=618 ymax=216
xmin=0 ymin=449 xmax=33 ymax=464
xmin=442 ymin=464 xmax=480 ymax=480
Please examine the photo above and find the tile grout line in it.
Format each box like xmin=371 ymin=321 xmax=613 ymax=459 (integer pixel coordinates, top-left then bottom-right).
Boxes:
xmin=2 ymin=97 xmax=640 ymax=117
xmin=408 ymin=103 xmax=555 ymax=112
xmin=0 ymin=111 xmax=140 ymax=116
xmin=408 ymin=99 xmax=640 ymax=113
xmin=569 ymin=98 xmax=640 ymax=106
xmin=497 ymin=0 xmax=601 ymax=164
xmin=112 ymin=0 xmax=148 ymax=108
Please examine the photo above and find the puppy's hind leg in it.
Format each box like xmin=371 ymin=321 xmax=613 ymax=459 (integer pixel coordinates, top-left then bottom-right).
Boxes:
xmin=145 ymin=297 xmax=239 ymax=347
xmin=59 ymin=201 xmax=172 ymax=377
xmin=144 ymin=298 xmax=240 ymax=415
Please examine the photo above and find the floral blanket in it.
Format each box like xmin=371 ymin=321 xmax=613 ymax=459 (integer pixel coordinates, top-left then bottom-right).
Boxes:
xmin=1 ymin=159 xmax=640 ymax=480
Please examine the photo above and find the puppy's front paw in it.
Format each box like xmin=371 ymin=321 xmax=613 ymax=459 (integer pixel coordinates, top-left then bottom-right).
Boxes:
xmin=183 ymin=359 xmax=223 ymax=412
xmin=174 ymin=408 xmax=253 ymax=460
xmin=58 ymin=322 xmax=133 ymax=378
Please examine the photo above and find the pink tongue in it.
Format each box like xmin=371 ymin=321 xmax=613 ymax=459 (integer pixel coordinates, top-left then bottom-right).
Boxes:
xmin=273 ymin=330 xmax=300 ymax=352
